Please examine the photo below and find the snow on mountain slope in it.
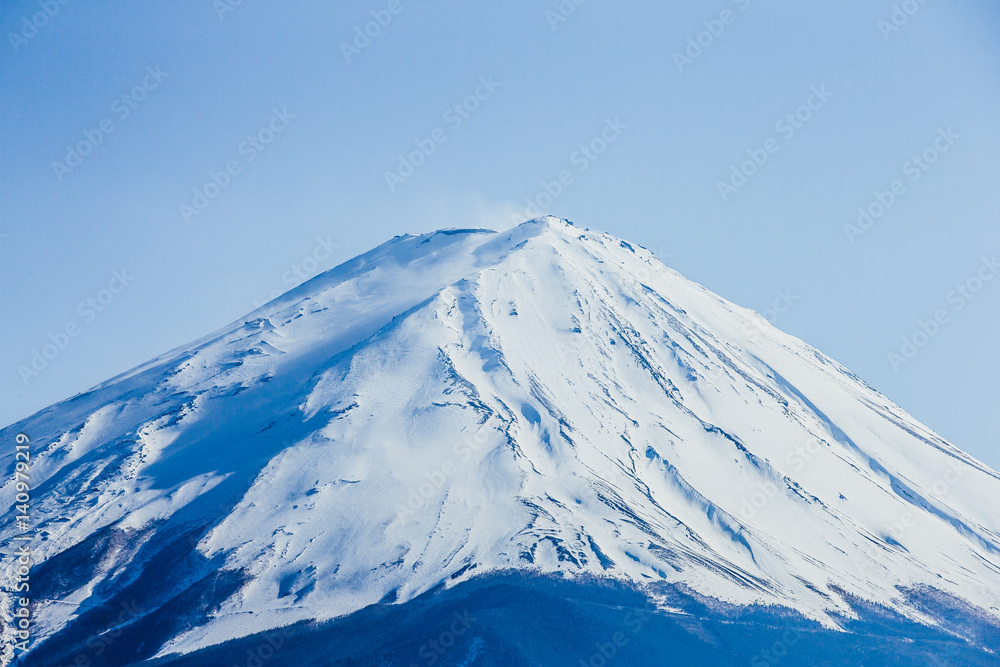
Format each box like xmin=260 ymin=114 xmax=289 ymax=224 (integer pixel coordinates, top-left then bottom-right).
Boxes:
xmin=3 ymin=216 xmax=999 ymax=662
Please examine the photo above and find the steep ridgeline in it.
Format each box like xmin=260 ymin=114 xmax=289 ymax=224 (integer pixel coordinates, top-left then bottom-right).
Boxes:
xmin=3 ymin=217 xmax=999 ymax=665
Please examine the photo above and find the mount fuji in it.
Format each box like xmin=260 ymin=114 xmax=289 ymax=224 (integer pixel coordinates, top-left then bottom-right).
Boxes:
xmin=3 ymin=216 xmax=999 ymax=666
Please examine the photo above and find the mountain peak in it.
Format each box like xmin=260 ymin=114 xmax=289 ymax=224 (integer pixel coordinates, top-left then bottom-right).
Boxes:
xmin=523 ymin=214 xmax=574 ymax=228
xmin=5 ymin=219 xmax=1000 ymax=664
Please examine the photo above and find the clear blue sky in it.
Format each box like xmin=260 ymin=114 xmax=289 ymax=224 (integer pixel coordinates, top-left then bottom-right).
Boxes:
xmin=2 ymin=1 xmax=998 ymax=468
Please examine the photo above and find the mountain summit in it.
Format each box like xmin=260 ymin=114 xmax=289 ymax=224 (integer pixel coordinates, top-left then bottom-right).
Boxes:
xmin=4 ymin=217 xmax=1000 ymax=665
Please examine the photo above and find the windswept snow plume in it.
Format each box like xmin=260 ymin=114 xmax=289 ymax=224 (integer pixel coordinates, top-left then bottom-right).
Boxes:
xmin=3 ymin=217 xmax=999 ymax=665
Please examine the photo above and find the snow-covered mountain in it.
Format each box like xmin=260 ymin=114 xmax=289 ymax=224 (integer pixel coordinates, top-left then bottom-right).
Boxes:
xmin=4 ymin=216 xmax=1000 ymax=665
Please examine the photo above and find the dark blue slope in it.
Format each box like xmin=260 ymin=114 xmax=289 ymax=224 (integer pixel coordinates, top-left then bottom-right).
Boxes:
xmin=118 ymin=572 xmax=1000 ymax=667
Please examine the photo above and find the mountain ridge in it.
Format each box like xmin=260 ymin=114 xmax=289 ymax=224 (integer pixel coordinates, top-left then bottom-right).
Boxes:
xmin=3 ymin=216 xmax=999 ymax=665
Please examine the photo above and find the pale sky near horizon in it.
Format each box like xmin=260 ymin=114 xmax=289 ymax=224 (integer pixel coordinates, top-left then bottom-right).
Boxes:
xmin=1 ymin=1 xmax=998 ymax=468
